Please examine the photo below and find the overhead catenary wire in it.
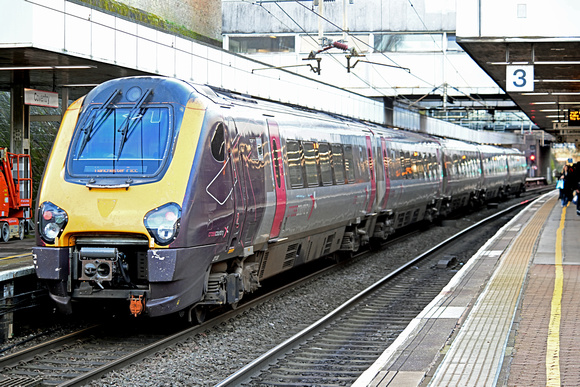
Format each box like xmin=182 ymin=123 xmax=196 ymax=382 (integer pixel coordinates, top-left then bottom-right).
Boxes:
xmin=271 ymin=2 xmax=395 ymax=98
xmin=255 ymin=1 xmax=395 ymax=99
xmin=293 ymin=0 xmax=436 ymax=90
xmin=406 ymin=0 xmax=469 ymax=84
xmin=298 ymin=0 xmax=493 ymax=110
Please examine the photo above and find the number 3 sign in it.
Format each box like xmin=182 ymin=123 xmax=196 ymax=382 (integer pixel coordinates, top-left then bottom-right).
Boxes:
xmin=506 ymin=65 xmax=534 ymax=92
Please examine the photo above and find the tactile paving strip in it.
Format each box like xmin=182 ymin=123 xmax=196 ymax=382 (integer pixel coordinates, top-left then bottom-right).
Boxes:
xmin=429 ymin=196 xmax=557 ymax=387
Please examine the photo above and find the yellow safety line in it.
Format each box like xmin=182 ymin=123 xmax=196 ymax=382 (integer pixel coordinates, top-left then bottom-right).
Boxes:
xmin=546 ymin=204 xmax=566 ymax=386
xmin=0 ymin=253 xmax=31 ymax=261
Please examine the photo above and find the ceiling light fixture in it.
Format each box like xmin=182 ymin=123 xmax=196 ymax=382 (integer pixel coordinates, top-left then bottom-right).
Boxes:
xmin=60 ymin=84 xmax=99 ymax=87
xmin=489 ymin=61 xmax=580 ymax=65
xmin=531 ymin=101 xmax=580 ymax=105
xmin=535 ymin=79 xmax=580 ymax=83
xmin=0 ymin=65 xmax=96 ymax=71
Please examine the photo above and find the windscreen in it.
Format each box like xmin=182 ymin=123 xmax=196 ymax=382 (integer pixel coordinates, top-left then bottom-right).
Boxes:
xmin=69 ymin=100 xmax=172 ymax=177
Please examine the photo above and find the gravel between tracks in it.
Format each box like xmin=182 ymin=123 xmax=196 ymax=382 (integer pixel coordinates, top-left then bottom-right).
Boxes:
xmin=82 ymin=198 xmax=525 ymax=387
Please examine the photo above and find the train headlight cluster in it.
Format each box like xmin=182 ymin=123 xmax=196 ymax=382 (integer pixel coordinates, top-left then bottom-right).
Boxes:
xmin=39 ymin=202 xmax=68 ymax=244
xmin=144 ymin=202 xmax=181 ymax=246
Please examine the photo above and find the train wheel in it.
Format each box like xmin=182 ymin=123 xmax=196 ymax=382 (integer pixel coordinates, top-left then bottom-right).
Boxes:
xmin=352 ymin=234 xmax=361 ymax=252
xmin=0 ymin=223 xmax=8 ymax=243
xmin=188 ymin=305 xmax=207 ymax=325
xmin=368 ymin=238 xmax=383 ymax=252
xmin=18 ymin=220 xmax=24 ymax=240
xmin=335 ymin=251 xmax=354 ymax=262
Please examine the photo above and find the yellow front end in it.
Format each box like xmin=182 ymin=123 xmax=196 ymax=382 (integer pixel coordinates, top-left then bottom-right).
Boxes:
xmin=38 ymin=97 xmax=206 ymax=248
xmin=33 ymin=76 xmax=213 ymax=317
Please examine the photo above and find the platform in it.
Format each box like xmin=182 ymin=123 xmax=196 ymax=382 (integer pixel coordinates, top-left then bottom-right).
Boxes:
xmin=0 ymin=237 xmax=35 ymax=342
xmin=354 ymin=190 xmax=579 ymax=387
xmin=0 ymin=237 xmax=35 ymax=281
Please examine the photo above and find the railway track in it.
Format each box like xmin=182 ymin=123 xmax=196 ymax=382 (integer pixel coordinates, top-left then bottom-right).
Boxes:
xmin=0 ymin=253 xmax=357 ymax=386
xmin=215 ymin=198 xmax=535 ymax=386
xmin=0 ymin=191 xmax=548 ymax=386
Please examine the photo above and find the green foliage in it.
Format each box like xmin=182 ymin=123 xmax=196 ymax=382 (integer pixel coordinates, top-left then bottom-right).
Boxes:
xmin=0 ymin=92 xmax=59 ymax=202
xmin=0 ymin=93 xmax=9 ymax=149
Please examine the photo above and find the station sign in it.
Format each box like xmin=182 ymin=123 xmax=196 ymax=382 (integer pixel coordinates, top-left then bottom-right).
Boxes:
xmin=24 ymin=88 xmax=59 ymax=108
xmin=568 ymin=107 xmax=580 ymax=127
xmin=506 ymin=65 xmax=534 ymax=92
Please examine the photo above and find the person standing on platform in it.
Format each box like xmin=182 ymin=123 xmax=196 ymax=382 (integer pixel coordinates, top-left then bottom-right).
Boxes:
xmin=559 ymin=165 xmax=575 ymax=207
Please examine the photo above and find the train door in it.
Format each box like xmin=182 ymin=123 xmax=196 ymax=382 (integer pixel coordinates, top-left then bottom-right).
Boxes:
xmin=439 ymin=148 xmax=449 ymax=197
xmin=267 ymin=119 xmax=287 ymax=239
xmin=365 ymin=136 xmax=376 ymax=213
xmin=388 ymin=146 xmax=403 ymax=209
xmin=380 ymin=137 xmax=390 ymax=208
xmin=205 ymin=121 xmax=236 ymax=251
xmin=226 ymin=118 xmax=247 ymax=252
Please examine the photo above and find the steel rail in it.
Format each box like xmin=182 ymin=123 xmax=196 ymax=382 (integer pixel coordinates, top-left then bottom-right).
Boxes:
xmin=0 ymin=325 xmax=101 ymax=368
xmin=55 ymin=219 xmax=421 ymax=386
xmin=214 ymin=196 xmax=538 ymax=386
xmin=0 ymin=191 xmax=551 ymax=386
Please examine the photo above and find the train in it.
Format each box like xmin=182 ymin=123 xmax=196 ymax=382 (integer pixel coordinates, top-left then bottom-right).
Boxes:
xmin=32 ymin=76 xmax=527 ymax=322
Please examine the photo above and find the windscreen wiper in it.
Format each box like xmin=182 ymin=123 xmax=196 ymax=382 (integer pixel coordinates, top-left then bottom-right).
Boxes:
xmin=116 ymin=88 xmax=153 ymax=160
xmin=76 ymin=89 xmax=121 ymax=158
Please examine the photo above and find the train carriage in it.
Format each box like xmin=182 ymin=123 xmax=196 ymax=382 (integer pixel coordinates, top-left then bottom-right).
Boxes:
xmin=478 ymin=144 xmax=510 ymax=201
xmin=372 ymin=129 xmax=442 ymax=234
xmin=439 ymin=139 xmax=483 ymax=214
xmin=505 ymin=148 xmax=527 ymax=196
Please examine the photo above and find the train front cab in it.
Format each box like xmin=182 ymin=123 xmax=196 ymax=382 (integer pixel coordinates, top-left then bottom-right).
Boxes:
xmin=32 ymin=77 xmax=220 ymax=318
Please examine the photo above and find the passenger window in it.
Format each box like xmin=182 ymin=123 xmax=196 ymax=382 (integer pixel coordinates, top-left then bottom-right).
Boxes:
xmin=404 ymin=151 xmax=412 ymax=179
xmin=359 ymin=146 xmax=367 ymax=181
xmin=302 ymin=141 xmax=319 ymax=187
xmin=319 ymin=143 xmax=333 ymax=185
xmin=414 ymin=152 xmax=424 ymax=178
xmin=430 ymin=154 xmax=437 ymax=180
xmin=392 ymin=150 xmax=401 ymax=179
xmin=286 ymin=140 xmax=304 ymax=189
xmin=344 ymin=145 xmax=355 ymax=183
xmin=445 ymin=156 xmax=453 ymax=177
xmin=331 ymin=144 xmax=345 ymax=184
xmin=211 ymin=123 xmax=226 ymax=162
xmin=453 ymin=155 xmax=459 ymax=176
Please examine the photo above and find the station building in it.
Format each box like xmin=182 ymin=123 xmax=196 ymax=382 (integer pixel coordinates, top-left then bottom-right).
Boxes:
xmin=1 ymin=0 xmax=579 ymax=183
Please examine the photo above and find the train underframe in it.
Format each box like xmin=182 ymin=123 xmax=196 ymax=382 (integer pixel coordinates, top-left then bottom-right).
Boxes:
xmin=34 ymin=185 xmax=524 ymax=322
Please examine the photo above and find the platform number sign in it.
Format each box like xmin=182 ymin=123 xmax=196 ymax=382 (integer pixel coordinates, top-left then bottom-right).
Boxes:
xmin=506 ymin=65 xmax=534 ymax=92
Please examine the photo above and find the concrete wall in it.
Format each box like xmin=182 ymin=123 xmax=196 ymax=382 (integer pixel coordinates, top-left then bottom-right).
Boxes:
xmin=121 ymin=0 xmax=221 ymax=41
xmin=72 ymin=0 xmax=222 ymax=42
xmin=457 ymin=0 xmax=580 ymax=38
xmin=0 ymin=0 xmax=385 ymax=123
xmin=223 ymin=0 xmax=457 ymax=34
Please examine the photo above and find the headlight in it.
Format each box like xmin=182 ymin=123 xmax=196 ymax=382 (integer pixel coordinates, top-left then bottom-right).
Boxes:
xmin=39 ymin=202 xmax=68 ymax=244
xmin=144 ymin=203 xmax=181 ymax=246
